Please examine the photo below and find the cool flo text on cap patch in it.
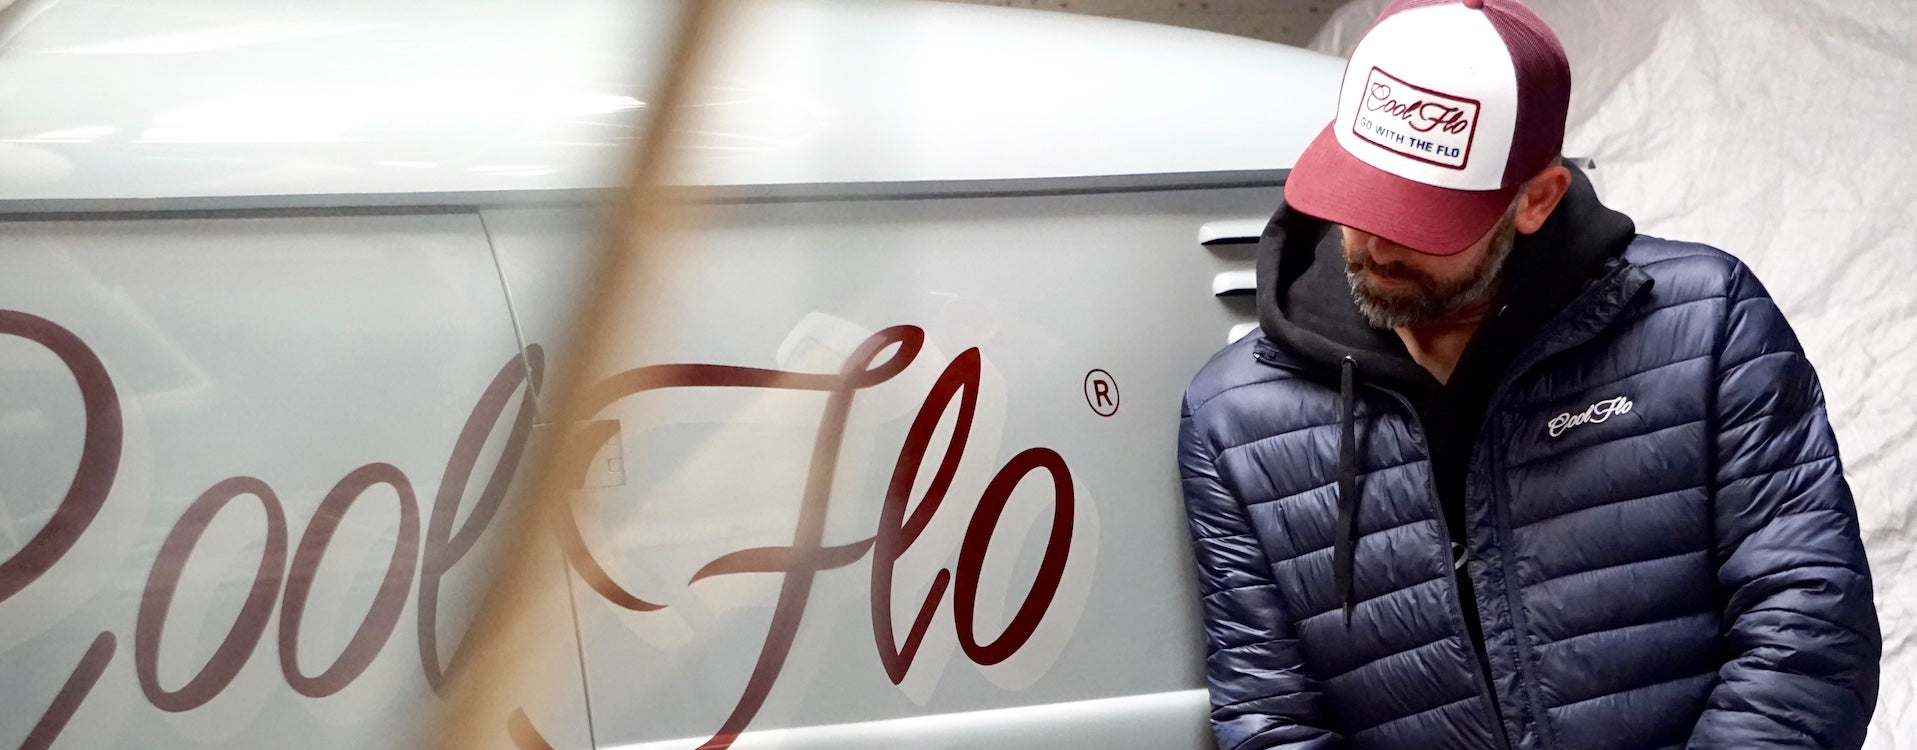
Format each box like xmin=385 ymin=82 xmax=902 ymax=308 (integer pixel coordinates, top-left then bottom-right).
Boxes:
xmin=1352 ymin=67 xmax=1480 ymax=170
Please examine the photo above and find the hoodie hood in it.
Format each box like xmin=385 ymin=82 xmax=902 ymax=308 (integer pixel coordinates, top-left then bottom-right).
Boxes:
xmin=1254 ymin=163 xmax=1637 ymax=390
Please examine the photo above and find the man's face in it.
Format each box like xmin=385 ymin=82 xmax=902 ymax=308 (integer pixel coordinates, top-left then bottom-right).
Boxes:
xmin=1341 ymin=204 xmax=1519 ymax=329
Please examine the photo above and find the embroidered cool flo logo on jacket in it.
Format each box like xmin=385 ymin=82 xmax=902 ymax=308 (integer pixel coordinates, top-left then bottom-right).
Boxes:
xmin=1547 ymin=395 xmax=1634 ymax=437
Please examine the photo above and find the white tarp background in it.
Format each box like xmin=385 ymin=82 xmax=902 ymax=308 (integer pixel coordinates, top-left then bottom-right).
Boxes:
xmin=1314 ymin=2 xmax=1917 ymax=746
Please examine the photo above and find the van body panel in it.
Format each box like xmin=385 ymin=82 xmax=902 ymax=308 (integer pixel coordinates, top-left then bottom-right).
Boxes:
xmin=485 ymin=186 xmax=1274 ymax=747
xmin=0 ymin=212 xmax=592 ymax=749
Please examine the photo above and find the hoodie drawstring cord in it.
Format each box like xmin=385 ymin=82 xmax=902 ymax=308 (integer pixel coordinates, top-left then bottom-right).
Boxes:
xmin=1335 ymin=355 xmax=1359 ymax=626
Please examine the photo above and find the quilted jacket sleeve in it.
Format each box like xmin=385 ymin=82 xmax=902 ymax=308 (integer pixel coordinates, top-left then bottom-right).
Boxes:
xmin=1688 ymin=262 xmax=1881 ymax=749
xmin=1181 ymin=396 xmax=1342 ymax=750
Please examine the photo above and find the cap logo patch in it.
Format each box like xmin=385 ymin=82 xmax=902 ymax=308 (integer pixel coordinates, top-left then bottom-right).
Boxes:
xmin=1352 ymin=67 xmax=1481 ymax=170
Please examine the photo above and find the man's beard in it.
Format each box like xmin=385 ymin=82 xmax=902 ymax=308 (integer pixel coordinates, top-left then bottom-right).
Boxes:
xmin=1345 ymin=207 xmax=1519 ymax=329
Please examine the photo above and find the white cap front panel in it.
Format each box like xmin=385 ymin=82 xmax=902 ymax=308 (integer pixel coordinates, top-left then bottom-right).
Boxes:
xmin=1333 ymin=4 xmax=1518 ymax=191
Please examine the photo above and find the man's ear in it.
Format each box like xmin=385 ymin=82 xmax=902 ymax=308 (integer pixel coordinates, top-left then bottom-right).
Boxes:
xmin=1514 ymin=164 xmax=1572 ymax=235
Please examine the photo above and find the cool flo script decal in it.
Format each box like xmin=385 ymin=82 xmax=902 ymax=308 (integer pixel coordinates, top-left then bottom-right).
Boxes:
xmin=0 ymin=312 xmax=1083 ymax=750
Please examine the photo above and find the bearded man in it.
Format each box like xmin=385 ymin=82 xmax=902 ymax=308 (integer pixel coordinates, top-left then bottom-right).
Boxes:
xmin=1176 ymin=0 xmax=1880 ymax=748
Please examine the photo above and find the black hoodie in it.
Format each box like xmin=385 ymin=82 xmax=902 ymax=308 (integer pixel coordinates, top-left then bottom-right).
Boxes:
xmin=1252 ymin=163 xmax=1637 ymax=684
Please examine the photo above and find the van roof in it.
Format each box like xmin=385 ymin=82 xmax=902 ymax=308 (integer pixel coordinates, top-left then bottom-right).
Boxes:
xmin=0 ymin=0 xmax=1342 ymax=203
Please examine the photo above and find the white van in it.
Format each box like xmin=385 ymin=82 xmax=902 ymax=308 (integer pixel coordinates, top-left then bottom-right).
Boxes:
xmin=0 ymin=1 xmax=1342 ymax=748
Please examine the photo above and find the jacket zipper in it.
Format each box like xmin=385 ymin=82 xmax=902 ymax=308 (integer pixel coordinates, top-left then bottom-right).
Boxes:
xmin=1379 ymin=386 xmax=1515 ymax=750
xmin=1251 ymin=343 xmax=1513 ymax=750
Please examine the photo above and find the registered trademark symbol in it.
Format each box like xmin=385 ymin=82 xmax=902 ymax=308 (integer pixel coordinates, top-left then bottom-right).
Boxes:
xmin=1083 ymin=369 xmax=1118 ymax=417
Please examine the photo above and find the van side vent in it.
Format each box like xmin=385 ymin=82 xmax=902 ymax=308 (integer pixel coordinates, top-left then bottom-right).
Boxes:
xmin=1212 ymin=269 xmax=1255 ymax=297
xmin=1198 ymin=219 xmax=1266 ymax=247
xmin=1197 ymin=219 xmax=1264 ymax=344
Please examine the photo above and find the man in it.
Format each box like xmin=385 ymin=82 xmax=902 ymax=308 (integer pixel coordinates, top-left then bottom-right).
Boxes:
xmin=1177 ymin=0 xmax=1880 ymax=748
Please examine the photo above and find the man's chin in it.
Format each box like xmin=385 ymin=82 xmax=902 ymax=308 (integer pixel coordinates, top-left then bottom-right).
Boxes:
xmin=1350 ymin=283 xmax=1437 ymax=328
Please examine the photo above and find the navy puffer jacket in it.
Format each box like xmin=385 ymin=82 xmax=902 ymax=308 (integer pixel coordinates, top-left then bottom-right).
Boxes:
xmin=1179 ymin=174 xmax=1879 ymax=749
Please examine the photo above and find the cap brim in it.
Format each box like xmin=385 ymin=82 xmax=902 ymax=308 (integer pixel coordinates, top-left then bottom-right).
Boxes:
xmin=1285 ymin=124 xmax=1517 ymax=256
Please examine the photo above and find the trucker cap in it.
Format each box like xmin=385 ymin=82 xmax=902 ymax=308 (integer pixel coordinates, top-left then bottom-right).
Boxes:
xmin=1285 ymin=0 xmax=1570 ymax=256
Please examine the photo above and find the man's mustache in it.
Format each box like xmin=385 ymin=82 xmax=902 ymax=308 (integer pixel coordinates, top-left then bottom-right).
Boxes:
xmin=1348 ymin=255 xmax=1429 ymax=285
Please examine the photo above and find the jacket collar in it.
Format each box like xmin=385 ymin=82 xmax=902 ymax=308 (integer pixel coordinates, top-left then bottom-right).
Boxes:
xmin=1504 ymin=257 xmax=1653 ymax=384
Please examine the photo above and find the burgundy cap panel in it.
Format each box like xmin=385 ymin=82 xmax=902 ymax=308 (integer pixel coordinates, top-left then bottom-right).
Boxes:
xmin=1287 ymin=125 xmax=1519 ymax=256
xmin=1483 ymin=0 xmax=1572 ymax=185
